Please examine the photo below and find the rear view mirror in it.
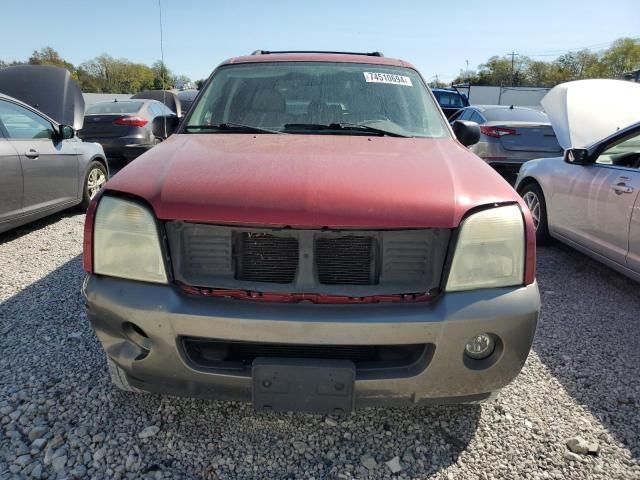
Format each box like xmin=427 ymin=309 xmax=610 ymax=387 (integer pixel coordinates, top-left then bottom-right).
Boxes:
xmin=152 ymin=115 xmax=180 ymax=139
xmin=564 ymin=148 xmax=590 ymax=165
xmin=451 ymin=120 xmax=480 ymax=147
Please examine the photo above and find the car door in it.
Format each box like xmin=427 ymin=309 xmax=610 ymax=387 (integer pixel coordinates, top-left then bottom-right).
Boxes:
xmin=0 ymin=99 xmax=79 ymax=214
xmin=554 ymin=129 xmax=640 ymax=266
xmin=0 ymin=120 xmax=23 ymax=224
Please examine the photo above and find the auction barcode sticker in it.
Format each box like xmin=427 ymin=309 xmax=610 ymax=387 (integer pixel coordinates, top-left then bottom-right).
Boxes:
xmin=363 ymin=72 xmax=413 ymax=86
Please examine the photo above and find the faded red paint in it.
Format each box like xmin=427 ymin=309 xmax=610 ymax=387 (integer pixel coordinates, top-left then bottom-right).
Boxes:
xmin=180 ymin=285 xmax=434 ymax=304
xmin=103 ymin=134 xmax=520 ymax=229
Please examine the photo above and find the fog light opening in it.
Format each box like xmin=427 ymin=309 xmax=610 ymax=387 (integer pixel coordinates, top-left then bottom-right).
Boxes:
xmin=464 ymin=333 xmax=496 ymax=360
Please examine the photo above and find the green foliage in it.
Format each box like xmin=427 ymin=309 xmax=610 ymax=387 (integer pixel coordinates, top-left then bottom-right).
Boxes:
xmin=1 ymin=47 xmax=191 ymax=94
xmin=453 ymin=37 xmax=640 ymax=87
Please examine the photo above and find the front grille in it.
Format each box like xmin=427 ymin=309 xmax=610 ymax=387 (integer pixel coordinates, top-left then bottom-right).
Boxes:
xmin=316 ymin=236 xmax=377 ymax=285
xmin=166 ymin=222 xmax=450 ymax=296
xmin=235 ymin=233 xmax=298 ymax=283
xmin=182 ymin=338 xmax=428 ymax=373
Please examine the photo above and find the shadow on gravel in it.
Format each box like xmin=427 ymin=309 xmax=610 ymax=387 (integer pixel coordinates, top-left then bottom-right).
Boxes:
xmin=533 ymin=244 xmax=640 ymax=459
xmin=0 ymin=210 xmax=82 ymax=246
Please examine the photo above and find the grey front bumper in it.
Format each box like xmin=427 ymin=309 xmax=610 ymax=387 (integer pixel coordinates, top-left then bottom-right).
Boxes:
xmin=83 ymin=276 xmax=540 ymax=407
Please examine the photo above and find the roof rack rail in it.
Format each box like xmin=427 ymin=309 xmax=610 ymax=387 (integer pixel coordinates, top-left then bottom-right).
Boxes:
xmin=251 ymin=50 xmax=384 ymax=57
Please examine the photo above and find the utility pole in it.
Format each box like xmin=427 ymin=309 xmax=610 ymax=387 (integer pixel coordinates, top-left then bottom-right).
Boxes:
xmin=465 ymin=59 xmax=470 ymax=84
xmin=508 ymin=50 xmax=519 ymax=86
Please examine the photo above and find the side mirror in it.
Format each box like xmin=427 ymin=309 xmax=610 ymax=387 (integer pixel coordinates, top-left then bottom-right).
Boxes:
xmin=451 ymin=120 xmax=480 ymax=147
xmin=58 ymin=125 xmax=75 ymax=140
xmin=564 ymin=148 xmax=590 ymax=165
xmin=152 ymin=115 xmax=180 ymax=139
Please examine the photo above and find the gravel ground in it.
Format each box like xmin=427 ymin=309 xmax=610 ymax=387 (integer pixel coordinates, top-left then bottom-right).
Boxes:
xmin=0 ymin=212 xmax=638 ymax=480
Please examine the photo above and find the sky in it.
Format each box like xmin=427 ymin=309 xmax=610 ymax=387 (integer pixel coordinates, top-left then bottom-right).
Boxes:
xmin=1 ymin=0 xmax=638 ymax=83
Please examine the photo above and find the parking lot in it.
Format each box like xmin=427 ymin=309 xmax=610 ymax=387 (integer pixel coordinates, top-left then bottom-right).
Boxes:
xmin=0 ymin=212 xmax=637 ymax=480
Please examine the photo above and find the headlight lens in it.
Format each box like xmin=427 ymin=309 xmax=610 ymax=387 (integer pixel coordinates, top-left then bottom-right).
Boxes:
xmin=93 ymin=196 xmax=168 ymax=283
xmin=446 ymin=205 xmax=524 ymax=292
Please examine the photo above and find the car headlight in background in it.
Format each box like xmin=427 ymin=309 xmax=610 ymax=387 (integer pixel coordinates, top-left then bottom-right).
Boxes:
xmin=93 ymin=196 xmax=168 ymax=283
xmin=446 ymin=205 xmax=525 ymax=292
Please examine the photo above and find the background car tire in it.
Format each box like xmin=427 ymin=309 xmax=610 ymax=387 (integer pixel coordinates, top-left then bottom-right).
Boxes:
xmin=80 ymin=161 xmax=108 ymax=210
xmin=520 ymin=183 xmax=550 ymax=244
xmin=107 ymin=358 xmax=145 ymax=393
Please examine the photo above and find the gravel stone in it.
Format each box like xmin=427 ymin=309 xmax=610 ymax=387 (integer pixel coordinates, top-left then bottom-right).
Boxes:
xmin=361 ymin=455 xmax=377 ymax=470
xmin=0 ymin=212 xmax=639 ymax=480
xmin=138 ymin=425 xmax=160 ymax=439
xmin=385 ymin=456 xmax=403 ymax=473
xmin=28 ymin=426 xmax=47 ymax=442
xmin=566 ymin=436 xmax=600 ymax=455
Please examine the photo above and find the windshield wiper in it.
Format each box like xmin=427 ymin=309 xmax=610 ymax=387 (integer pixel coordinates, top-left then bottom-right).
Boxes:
xmin=283 ymin=122 xmax=411 ymax=138
xmin=184 ymin=122 xmax=285 ymax=134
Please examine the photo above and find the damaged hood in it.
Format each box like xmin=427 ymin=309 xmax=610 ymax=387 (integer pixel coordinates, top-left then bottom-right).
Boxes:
xmin=542 ymin=79 xmax=640 ymax=149
xmin=0 ymin=65 xmax=85 ymax=130
xmin=103 ymin=133 xmax=518 ymax=229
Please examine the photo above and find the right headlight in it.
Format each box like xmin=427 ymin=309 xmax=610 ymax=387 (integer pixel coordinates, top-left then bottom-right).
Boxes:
xmin=446 ymin=205 xmax=525 ymax=292
xmin=93 ymin=196 xmax=168 ymax=284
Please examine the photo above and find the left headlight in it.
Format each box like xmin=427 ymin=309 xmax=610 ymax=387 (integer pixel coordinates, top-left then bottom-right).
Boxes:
xmin=93 ymin=196 xmax=168 ymax=284
xmin=446 ymin=205 xmax=525 ymax=292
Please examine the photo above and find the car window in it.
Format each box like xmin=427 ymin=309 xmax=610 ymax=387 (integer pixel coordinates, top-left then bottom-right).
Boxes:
xmin=469 ymin=111 xmax=484 ymax=124
xmin=458 ymin=109 xmax=473 ymax=121
xmin=596 ymin=131 xmax=640 ymax=169
xmin=0 ymin=100 xmax=54 ymax=140
xmin=86 ymin=101 xmax=144 ymax=114
xmin=187 ymin=62 xmax=450 ymax=138
xmin=435 ymin=92 xmax=465 ymax=108
xmin=482 ymin=108 xmax=548 ymax=123
xmin=148 ymin=103 xmax=162 ymax=117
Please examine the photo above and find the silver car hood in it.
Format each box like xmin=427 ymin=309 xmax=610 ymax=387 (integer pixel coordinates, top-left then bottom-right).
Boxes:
xmin=541 ymin=79 xmax=640 ymax=149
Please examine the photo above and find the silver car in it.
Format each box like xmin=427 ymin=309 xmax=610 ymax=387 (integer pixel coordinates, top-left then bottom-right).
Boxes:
xmin=0 ymin=66 xmax=108 ymax=234
xmin=451 ymin=105 xmax=562 ymax=183
xmin=516 ymin=80 xmax=640 ymax=282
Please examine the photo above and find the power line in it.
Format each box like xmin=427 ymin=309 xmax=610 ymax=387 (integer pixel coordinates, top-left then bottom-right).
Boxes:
xmin=520 ymin=36 xmax=639 ymax=56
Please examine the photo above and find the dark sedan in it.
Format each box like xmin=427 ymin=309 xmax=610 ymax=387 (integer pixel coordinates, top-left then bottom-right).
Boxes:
xmin=79 ymin=99 xmax=176 ymax=164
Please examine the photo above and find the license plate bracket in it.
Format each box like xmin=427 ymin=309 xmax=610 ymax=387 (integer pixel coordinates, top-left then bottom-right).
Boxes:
xmin=252 ymin=357 xmax=355 ymax=414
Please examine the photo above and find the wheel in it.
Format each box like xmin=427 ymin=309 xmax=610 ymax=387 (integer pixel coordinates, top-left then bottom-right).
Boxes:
xmin=520 ymin=182 xmax=550 ymax=244
xmin=80 ymin=161 xmax=108 ymax=210
xmin=106 ymin=358 xmax=145 ymax=393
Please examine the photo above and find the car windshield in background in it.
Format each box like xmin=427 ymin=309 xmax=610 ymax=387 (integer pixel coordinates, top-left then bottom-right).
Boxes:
xmin=483 ymin=108 xmax=549 ymax=123
xmin=86 ymin=101 xmax=143 ymax=114
xmin=185 ymin=62 xmax=450 ymax=138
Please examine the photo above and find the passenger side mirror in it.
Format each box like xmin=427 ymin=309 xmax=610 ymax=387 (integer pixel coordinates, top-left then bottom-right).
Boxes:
xmin=152 ymin=115 xmax=180 ymax=140
xmin=564 ymin=148 xmax=590 ymax=165
xmin=452 ymin=120 xmax=480 ymax=147
xmin=58 ymin=125 xmax=74 ymax=140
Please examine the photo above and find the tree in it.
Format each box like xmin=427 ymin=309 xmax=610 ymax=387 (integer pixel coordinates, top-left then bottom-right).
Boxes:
xmin=151 ymin=60 xmax=175 ymax=89
xmin=600 ymin=38 xmax=640 ymax=77
xmin=28 ymin=47 xmax=76 ymax=78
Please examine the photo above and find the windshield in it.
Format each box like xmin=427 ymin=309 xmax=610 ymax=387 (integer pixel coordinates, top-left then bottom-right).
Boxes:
xmin=185 ymin=62 xmax=449 ymax=138
xmin=86 ymin=101 xmax=144 ymax=115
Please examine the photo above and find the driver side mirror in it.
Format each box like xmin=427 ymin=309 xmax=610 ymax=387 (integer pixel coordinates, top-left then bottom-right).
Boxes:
xmin=451 ymin=120 xmax=480 ymax=147
xmin=57 ymin=125 xmax=74 ymax=140
xmin=152 ymin=115 xmax=180 ymax=139
xmin=564 ymin=148 xmax=590 ymax=165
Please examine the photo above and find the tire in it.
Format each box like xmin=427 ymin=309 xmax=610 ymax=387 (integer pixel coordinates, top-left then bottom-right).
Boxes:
xmin=520 ymin=182 xmax=550 ymax=244
xmin=107 ymin=358 xmax=145 ymax=393
xmin=80 ymin=160 xmax=108 ymax=210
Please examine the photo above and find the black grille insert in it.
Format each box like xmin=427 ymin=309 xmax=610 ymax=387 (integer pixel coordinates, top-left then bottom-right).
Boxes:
xmin=235 ymin=233 xmax=298 ymax=283
xmin=182 ymin=338 xmax=428 ymax=373
xmin=316 ymin=236 xmax=377 ymax=285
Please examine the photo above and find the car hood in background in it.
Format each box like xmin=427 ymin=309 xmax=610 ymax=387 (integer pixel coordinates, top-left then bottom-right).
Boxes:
xmin=0 ymin=65 xmax=85 ymax=130
xmin=542 ymin=79 xmax=640 ymax=150
xmin=104 ymin=134 xmax=519 ymax=229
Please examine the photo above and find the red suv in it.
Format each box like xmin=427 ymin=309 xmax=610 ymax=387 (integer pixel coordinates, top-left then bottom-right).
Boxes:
xmin=83 ymin=51 xmax=539 ymax=413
